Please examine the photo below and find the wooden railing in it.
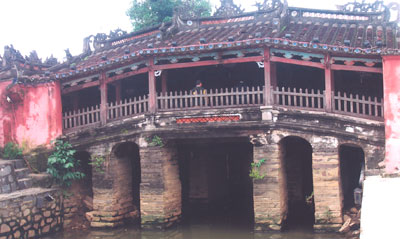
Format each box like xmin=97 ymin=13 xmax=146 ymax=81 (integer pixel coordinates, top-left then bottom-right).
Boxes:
xmin=157 ymin=86 xmax=264 ymax=111
xmin=63 ymin=105 xmax=101 ymax=130
xmin=272 ymin=87 xmax=325 ymax=111
xmin=62 ymin=87 xmax=384 ymax=131
xmin=108 ymin=96 xmax=149 ymax=121
xmin=333 ymin=92 xmax=384 ymax=120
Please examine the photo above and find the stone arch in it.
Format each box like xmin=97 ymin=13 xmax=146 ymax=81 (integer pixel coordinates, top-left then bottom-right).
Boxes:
xmin=110 ymin=141 xmax=141 ymax=224
xmin=338 ymin=144 xmax=365 ymax=210
xmin=278 ymin=136 xmax=315 ymax=231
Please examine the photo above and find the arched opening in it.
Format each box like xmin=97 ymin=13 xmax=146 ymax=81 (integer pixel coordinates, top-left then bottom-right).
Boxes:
xmin=112 ymin=142 xmax=141 ymax=224
xmin=72 ymin=151 xmax=93 ymax=228
xmin=177 ymin=139 xmax=254 ymax=230
xmin=279 ymin=136 xmax=314 ymax=231
xmin=75 ymin=151 xmax=93 ymax=198
xmin=339 ymin=145 xmax=364 ymax=210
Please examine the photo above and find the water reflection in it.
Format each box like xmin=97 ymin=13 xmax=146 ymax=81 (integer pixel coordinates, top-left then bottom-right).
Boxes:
xmin=44 ymin=226 xmax=344 ymax=239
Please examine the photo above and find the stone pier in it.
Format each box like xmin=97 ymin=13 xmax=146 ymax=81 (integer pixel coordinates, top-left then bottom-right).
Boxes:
xmin=311 ymin=136 xmax=343 ymax=231
xmin=251 ymin=134 xmax=282 ymax=231
xmin=139 ymin=143 xmax=182 ymax=230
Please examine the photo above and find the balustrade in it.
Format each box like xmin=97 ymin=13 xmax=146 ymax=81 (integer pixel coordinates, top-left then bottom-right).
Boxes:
xmin=62 ymin=87 xmax=384 ymax=131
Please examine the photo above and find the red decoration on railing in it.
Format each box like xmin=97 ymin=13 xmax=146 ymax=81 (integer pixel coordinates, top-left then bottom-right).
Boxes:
xmin=176 ymin=115 xmax=240 ymax=124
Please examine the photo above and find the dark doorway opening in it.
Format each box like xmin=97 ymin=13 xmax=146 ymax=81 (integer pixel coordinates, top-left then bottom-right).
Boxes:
xmin=339 ymin=145 xmax=364 ymax=210
xmin=178 ymin=140 xmax=254 ymax=230
xmin=164 ymin=62 xmax=264 ymax=92
xmin=75 ymin=151 xmax=93 ymax=198
xmin=62 ymin=86 xmax=100 ymax=113
xmin=279 ymin=136 xmax=315 ymax=231
xmin=276 ymin=63 xmax=325 ymax=91
xmin=112 ymin=142 xmax=141 ymax=224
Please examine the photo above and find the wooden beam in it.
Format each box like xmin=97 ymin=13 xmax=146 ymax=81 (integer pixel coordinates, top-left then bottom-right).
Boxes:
xmin=270 ymin=56 xmax=325 ymax=69
xmin=62 ymin=80 xmax=100 ymax=94
xmin=100 ymin=72 xmax=108 ymax=125
xmin=324 ymin=54 xmax=334 ymax=112
xmin=264 ymin=48 xmax=272 ymax=105
xmin=106 ymin=67 xmax=149 ymax=84
xmin=153 ymin=56 xmax=263 ymax=71
xmin=148 ymin=59 xmax=157 ymax=113
xmin=331 ymin=64 xmax=382 ymax=73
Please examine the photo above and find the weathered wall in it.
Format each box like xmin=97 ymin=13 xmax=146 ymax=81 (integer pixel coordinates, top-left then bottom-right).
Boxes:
xmin=139 ymin=143 xmax=182 ymax=229
xmin=86 ymin=142 xmax=139 ymax=228
xmin=382 ymin=55 xmax=400 ymax=173
xmin=0 ymin=81 xmax=62 ymax=147
xmin=310 ymin=136 xmax=342 ymax=231
xmin=0 ymin=189 xmax=62 ymax=239
xmin=251 ymin=136 xmax=281 ymax=231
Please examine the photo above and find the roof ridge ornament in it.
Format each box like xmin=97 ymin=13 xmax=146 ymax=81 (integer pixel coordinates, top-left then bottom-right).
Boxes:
xmin=160 ymin=8 xmax=186 ymax=40
xmin=255 ymin=0 xmax=288 ymax=18
xmin=214 ymin=0 xmax=244 ymax=18
xmin=337 ymin=0 xmax=399 ymax=22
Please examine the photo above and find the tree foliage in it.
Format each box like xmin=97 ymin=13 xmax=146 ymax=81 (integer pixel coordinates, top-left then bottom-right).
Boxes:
xmin=127 ymin=0 xmax=212 ymax=31
xmin=47 ymin=140 xmax=85 ymax=187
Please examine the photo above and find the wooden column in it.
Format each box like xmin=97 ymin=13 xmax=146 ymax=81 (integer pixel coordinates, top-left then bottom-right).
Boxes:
xmin=324 ymin=54 xmax=334 ymax=112
xmin=114 ymin=81 xmax=122 ymax=103
xmin=264 ymin=48 xmax=272 ymax=106
xmin=271 ymin=62 xmax=277 ymax=92
xmin=100 ymin=72 xmax=108 ymax=125
xmin=148 ymin=59 xmax=157 ymax=113
xmin=161 ymin=70 xmax=168 ymax=95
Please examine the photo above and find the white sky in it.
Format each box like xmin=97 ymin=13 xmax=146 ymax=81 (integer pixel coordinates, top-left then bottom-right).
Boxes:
xmin=0 ymin=0 xmax=394 ymax=62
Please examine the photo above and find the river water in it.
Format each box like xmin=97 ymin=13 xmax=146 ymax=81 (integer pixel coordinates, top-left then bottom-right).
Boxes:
xmin=44 ymin=226 xmax=344 ymax=239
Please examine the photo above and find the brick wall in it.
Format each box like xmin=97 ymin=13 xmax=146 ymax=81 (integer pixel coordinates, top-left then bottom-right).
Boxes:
xmin=252 ymin=141 xmax=282 ymax=231
xmin=139 ymin=144 xmax=181 ymax=229
xmin=311 ymin=136 xmax=342 ymax=231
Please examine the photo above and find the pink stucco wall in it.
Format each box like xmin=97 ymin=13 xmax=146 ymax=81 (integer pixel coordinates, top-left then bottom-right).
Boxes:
xmin=383 ymin=55 xmax=400 ymax=174
xmin=0 ymin=80 xmax=62 ymax=148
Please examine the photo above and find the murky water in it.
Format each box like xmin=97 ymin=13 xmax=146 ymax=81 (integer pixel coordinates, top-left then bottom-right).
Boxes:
xmin=43 ymin=226 xmax=344 ymax=239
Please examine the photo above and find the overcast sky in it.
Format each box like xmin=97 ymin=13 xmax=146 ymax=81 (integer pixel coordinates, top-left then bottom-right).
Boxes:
xmin=0 ymin=0 xmax=394 ymax=62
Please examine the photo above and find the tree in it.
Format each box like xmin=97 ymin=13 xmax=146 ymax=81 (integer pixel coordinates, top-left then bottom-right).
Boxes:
xmin=127 ymin=0 xmax=212 ymax=31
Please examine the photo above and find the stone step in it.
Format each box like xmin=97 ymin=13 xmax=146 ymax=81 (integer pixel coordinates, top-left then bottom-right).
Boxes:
xmin=15 ymin=168 xmax=30 ymax=180
xmin=18 ymin=178 xmax=33 ymax=190
xmin=8 ymin=159 xmax=26 ymax=169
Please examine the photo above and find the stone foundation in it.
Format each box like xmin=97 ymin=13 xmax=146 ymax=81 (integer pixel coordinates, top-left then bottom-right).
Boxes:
xmin=140 ymin=144 xmax=181 ymax=230
xmin=0 ymin=188 xmax=62 ymax=239
xmin=252 ymin=142 xmax=282 ymax=231
xmin=311 ymin=136 xmax=343 ymax=232
xmin=87 ymin=143 xmax=140 ymax=228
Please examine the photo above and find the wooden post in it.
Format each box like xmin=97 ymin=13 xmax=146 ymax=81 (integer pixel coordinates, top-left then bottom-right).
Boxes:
xmin=161 ymin=70 xmax=168 ymax=95
xmin=324 ymin=54 xmax=334 ymax=112
xmin=148 ymin=59 xmax=157 ymax=113
xmin=271 ymin=62 xmax=277 ymax=90
xmin=264 ymin=48 xmax=272 ymax=105
xmin=114 ymin=81 xmax=122 ymax=102
xmin=100 ymin=72 xmax=108 ymax=125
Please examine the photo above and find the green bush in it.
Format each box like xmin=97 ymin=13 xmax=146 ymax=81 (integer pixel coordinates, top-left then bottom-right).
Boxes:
xmin=2 ymin=142 xmax=23 ymax=160
xmin=249 ymin=158 xmax=266 ymax=180
xmin=47 ymin=140 xmax=85 ymax=187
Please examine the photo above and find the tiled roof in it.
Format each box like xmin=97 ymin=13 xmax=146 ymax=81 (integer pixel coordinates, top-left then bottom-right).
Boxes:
xmin=2 ymin=0 xmax=399 ymax=83
xmin=54 ymin=1 xmax=399 ymax=81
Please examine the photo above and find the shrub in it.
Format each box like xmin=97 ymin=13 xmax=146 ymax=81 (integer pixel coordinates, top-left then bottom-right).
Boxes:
xmin=2 ymin=142 xmax=23 ymax=160
xmin=89 ymin=155 xmax=105 ymax=174
xmin=47 ymin=140 xmax=85 ymax=187
xmin=249 ymin=158 xmax=266 ymax=180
